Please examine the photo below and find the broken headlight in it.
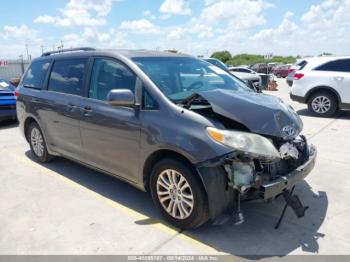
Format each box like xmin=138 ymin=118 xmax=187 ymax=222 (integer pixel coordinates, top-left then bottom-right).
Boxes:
xmin=207 ymin=127 xmax=280 ymax=159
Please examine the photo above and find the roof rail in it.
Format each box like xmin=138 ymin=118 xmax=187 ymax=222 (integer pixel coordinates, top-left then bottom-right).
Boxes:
xmin=41 ymin=47 xmax=96 ymax=57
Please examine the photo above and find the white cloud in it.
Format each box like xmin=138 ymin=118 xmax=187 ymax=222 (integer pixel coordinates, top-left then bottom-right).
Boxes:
xmin=120 ymin=19 xmax=160 ymax=34
xmin=2 ymin=25 xmax=38 ymax=40
xmin=159 ymin=0 xmax=192 ymax=16
xmin=62 ymin=27 xmax=134 ymax=49
xmin=200 ymin=0 xmax=273 ymax=29
xmin=249 ymin=0 xmax=350 ymax=55
xmin=167 ymin=27 xmax=186 ymax=40
xmin=0 ymin=25 xmax=43 ymax=59
xmin=34 ymin=0 xmax=116 ymax=27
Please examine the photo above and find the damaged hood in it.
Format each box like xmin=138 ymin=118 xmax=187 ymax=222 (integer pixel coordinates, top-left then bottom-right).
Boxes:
xmin=195 ymin=89 xmax=303 ymax=139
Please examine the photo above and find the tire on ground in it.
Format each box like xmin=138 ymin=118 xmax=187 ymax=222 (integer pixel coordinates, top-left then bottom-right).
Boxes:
xmin=307 ymin=91 xmax=338 ymax=117
xmin=149 ymin=158 xmax=209 ymax=229
xmin=27 ymin=122 xmax=55 ymax=163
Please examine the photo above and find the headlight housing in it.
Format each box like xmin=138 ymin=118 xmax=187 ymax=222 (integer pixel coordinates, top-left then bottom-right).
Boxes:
xmin=207 ymin=127 xmax=280 ymax=159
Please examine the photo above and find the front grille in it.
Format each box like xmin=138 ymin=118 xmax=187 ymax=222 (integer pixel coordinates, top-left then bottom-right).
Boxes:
xmin=260 ymin=136 xmax=310 ymax=180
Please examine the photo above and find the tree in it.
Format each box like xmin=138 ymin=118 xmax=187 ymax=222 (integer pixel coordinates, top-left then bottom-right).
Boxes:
xmin=210 ymin=51 xmax=232 ymax=63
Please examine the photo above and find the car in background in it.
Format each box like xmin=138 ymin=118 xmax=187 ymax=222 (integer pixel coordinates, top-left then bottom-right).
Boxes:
xmin=0 ymin=78 xmax=17 ymax=122
xmin=251 ymin=63 xmax=273 ymax=74
xmin=290 ymin=56 xmax=350 ymax=117
xmin=203 ymin=59 xmax=262 ymax=92
xmin=229 ymin=67 xmax=257 ymax=74
xmin=286 ymin=59 xmax=309 ymax=86
xmin=203 ymin=58 xmax=228 ymax=71
xmin=273 ymin=64 xmax=291 ymax=78
xmin=228 ymin=67 xmax=262 ymax=90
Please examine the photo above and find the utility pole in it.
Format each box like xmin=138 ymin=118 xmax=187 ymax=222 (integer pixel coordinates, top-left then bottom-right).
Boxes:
xmin=19 ymin=55 xmax=25 ymax=74
xmin=40 ymin=45 xmax=44 ymax=54
xmin=25 ymin=44 xmax=30 ymax=61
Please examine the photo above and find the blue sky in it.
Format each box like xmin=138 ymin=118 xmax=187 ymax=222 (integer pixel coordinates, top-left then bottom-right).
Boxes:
xmin=1 ymin=0 xmax=349 ymax=59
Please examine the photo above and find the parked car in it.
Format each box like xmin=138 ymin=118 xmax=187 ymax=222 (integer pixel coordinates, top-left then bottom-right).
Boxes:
xmin=273 ymin=64 xmax=291 ymax=78
xmin=286 ymin=59 xmax=309 ymax=86
xmin=228 ymin=67 xmax=262 ymax=90
xmin=17 ymin=48 xmax=316 ymax=229
xmin=203 ymin=58 xmax=228 ymax=71
xmin=251 ymin=63 xmax=273 ymax=74
xmin=0 ymin=78 xmax=17 ymax=122
xmin=290 ymin=56 xmax=350 ymax=117
xmin=229 ymin=67 xmax=257 ymax=74
xmin=204 ymin=59 xmax=262 ymax=92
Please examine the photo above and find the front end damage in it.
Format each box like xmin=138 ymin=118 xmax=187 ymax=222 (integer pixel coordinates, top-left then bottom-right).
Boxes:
xmin=186 ymin=90 xmax=317 ymax=225
xmin=197 ymin=140 xmax=316 ymax=225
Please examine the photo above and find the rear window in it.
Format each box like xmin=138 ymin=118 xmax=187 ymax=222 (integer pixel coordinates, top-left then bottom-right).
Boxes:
xmin=22 ymin=60 xmax=50 ymax=89
xmin=48 ymin=59 xmax=88 ymax=95
xmin=294 ymin=60 xmax=307 ymax=70
xmin=315 ymin=59 xmax=350 ymax=72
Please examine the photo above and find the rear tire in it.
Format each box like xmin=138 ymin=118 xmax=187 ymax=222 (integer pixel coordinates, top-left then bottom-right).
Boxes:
xmin=149 ymin=158 xmax=209 ymax=229
xmin=307 ymin=91 xmax=337 ymax=117
xmin=27 ymin=122 xmax=55 ymax=163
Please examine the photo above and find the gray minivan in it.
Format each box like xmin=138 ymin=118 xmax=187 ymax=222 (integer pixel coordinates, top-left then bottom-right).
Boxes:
xmin=16 ymin=48 xmax=317 ymax=229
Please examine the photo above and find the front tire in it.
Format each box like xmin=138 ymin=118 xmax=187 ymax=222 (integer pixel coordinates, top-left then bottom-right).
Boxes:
xmin=150 ymin=158 xmax=209 ymax=229
xmin=27 ymin=122 xmax=54 ymax=162
xmin=308 ymin=91 xmax=337 ymax=117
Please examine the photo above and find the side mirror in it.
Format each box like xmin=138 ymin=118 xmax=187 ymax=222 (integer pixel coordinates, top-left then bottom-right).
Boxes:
xmin=107 ymin=89 xmax=135 ymax=107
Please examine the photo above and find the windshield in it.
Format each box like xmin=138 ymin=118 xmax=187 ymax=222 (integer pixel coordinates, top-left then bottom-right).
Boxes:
xmin=132 ymin=57 xmax=251 ymax=102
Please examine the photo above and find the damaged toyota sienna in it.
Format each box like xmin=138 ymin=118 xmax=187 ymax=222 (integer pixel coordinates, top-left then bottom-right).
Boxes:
xmin=16 ymin=48 xmax=317 ymax=229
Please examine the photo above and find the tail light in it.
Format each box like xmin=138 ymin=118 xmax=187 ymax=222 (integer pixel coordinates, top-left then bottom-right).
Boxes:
xmin=287 ymin=69 xmax=295 ymax=74
xmin=14 ymin=90 xmax=19 ymax=97
xmin=294 ymin=73 xmax=304 ymax=80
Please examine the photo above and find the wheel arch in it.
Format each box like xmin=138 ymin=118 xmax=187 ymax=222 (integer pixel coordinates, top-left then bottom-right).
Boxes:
xmin=305 ymin=86 xmax=341 ymax=106
xmin=23 ymin=116 xmax=38 ymax=142
xmin=142 ymin=149 xmax=202 ymax=192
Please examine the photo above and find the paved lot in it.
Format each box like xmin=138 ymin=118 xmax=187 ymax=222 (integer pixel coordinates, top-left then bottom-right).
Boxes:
xmin=1 ymin=79 xmax=350 ymax=257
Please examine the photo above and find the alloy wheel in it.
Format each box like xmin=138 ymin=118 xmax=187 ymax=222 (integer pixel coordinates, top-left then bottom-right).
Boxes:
xmin=311 ymin=96 xmax=331 ymax=113
xmin=31 ymin=127 xmax=44 ymax=157
xmin=156 ymin=169 xmax=194 ymax=220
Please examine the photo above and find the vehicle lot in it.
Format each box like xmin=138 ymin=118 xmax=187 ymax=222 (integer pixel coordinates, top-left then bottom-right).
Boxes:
xmin=1 ymin=79 xmax=350 ymax=257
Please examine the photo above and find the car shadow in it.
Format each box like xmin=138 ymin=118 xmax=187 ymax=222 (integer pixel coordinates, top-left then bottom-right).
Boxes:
xmin=297 ymin=109 xmax=350 ymax=120
xmin=24 ymin=150 xmax=328 ymax=258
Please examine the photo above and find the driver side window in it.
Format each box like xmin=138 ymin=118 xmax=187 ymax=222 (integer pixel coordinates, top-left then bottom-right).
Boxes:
xmin=89 ymin=58 xmax=136 ymax=101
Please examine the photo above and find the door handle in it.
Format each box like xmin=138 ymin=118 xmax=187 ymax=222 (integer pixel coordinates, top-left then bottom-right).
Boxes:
xmin=66 ymin=103 xmax=76 ymax=112
xmin=82 ymin=105 xmax=92 ymax=116
xmin=335 ymin=76 xmax=344 ymax=81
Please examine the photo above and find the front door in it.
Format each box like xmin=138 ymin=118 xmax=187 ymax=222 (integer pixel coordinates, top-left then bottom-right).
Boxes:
xmin=80 ymin=58 xmax=141 ymax=182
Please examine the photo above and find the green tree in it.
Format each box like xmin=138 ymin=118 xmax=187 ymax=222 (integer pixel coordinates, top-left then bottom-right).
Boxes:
xmin=210 ymin=51 xmax=232 ymax=63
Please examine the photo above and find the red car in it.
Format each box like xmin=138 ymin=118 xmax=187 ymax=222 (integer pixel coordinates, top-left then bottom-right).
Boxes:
xmin=273 ymin=65 xmax=291 ymax=78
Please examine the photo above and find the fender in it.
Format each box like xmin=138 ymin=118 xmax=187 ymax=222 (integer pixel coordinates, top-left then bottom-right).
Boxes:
xmin=305 ymin=86 xmax=342 ymax=104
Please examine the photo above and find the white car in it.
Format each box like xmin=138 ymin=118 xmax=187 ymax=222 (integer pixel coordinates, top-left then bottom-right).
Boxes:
xmin=290 ymin=56 xmax=350 ymax=117
xmin=228 ymin=67 xmax=262 ymax=88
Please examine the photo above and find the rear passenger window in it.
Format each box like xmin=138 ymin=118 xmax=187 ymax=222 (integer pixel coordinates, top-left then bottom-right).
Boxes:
xmin=315 ymin=59 xmax=350 ymax=72
xmin=22 ymin=60 xmax=50 ymax=89
xmin=89 ymin=58 xmax=136 ymax=101
xmin=48 ymin=59 xmax=87 ymax=95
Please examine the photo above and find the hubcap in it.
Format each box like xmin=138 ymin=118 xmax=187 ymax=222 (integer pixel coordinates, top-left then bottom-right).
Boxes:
xmin=156 ymin=169 xmax=194 ymax=220
xmin=31 ymin=127 xmax=44 ymax=157
xmin=312 ymin=96 xmax=331 ymax=113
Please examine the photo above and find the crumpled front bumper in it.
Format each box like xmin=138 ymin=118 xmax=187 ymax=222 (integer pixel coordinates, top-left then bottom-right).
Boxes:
xmin=261 ymin=144 xmax=317 ymax=200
